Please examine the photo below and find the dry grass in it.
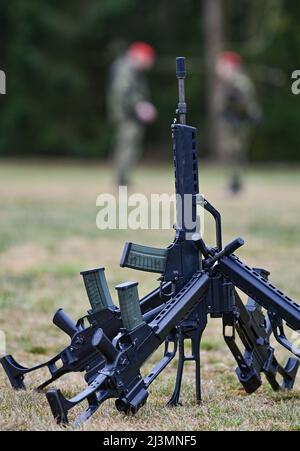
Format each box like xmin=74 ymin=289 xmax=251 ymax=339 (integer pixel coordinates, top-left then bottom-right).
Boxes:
xmin=0 ymin=161 xmax=299 ymax=431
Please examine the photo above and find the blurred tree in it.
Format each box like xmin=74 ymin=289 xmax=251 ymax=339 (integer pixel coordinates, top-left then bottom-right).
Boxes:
xmin=203 ymin=0 xmax=224 ymax=161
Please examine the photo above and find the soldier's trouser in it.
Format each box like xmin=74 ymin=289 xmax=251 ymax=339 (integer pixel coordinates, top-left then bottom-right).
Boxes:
xmin=219 ymin=121 xmax=251 ymax=191
xmin=114 ymin=120 xmax=144 ymax=186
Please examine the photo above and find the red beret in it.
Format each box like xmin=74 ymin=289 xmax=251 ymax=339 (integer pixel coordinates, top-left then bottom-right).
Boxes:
xmin=218 ymin=51 xmax=243 ymax=67
xmin=128 ymin=42 xmax=156 ymax=60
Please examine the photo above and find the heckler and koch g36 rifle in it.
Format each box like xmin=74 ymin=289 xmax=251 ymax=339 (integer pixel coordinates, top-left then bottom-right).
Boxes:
xmin=1 ymin=58 xmax=300 ymax=427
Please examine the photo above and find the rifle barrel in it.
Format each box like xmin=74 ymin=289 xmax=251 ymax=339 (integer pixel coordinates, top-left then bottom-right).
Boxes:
xmin=176 ymin=57 xmax=187 ymax=124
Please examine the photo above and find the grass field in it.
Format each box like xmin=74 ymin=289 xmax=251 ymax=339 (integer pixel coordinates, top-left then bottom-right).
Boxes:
xmin=0 ymin=160 xmax=299 ymax=431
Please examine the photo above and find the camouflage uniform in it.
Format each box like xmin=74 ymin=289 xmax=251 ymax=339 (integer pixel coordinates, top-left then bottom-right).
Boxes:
xmin=107 ymin=55 xmax=150 ymax=186
xmin=219 ymin=70 xmax=261 ymax=192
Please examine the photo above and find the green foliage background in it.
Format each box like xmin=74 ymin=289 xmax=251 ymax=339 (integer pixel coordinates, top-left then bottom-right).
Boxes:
xmin=0 ymin=0 xmax=299 ymax=161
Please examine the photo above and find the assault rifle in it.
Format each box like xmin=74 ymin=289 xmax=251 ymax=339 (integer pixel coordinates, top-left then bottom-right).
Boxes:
xmin=1 ymin=58 xmax=300 ymax=427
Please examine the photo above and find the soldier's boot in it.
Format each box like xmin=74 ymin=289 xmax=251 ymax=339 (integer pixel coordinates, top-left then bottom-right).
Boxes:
xmin=229 ymin=173 xmax=243 ymax=195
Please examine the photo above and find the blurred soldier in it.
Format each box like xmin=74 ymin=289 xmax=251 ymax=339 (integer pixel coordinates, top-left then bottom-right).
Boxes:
xmin=216 ymin=52 xmax=262 ymax=194
xmin=107 ymin=42 xmax=157 ymax=186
